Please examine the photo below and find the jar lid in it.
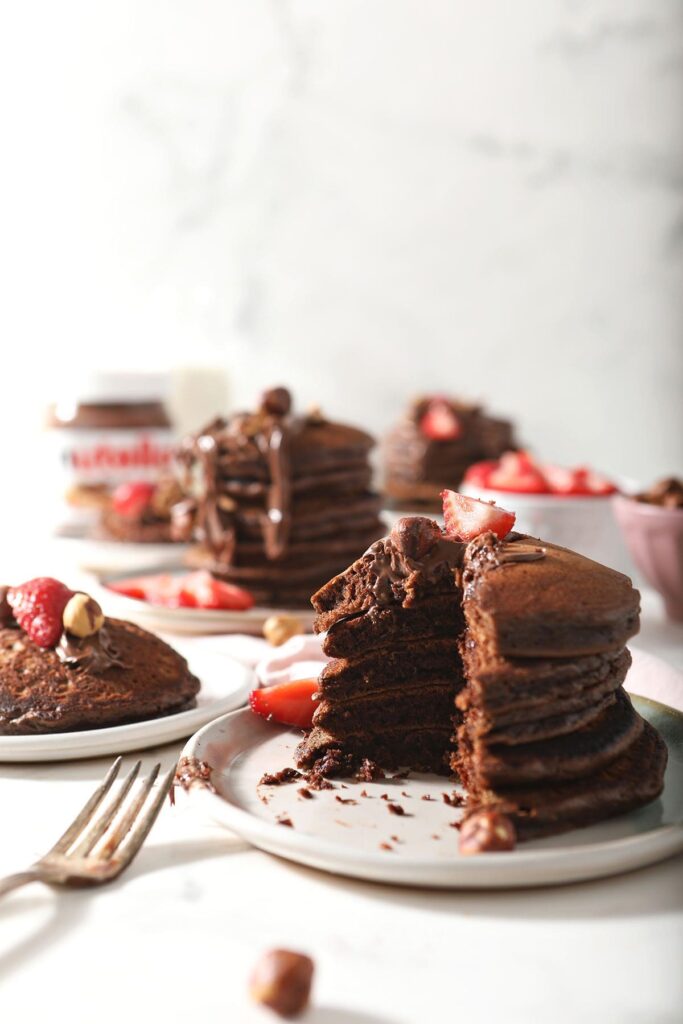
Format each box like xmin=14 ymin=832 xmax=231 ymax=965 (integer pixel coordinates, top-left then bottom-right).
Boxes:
xmin=59 ymin=371 xmax=170 ymax=405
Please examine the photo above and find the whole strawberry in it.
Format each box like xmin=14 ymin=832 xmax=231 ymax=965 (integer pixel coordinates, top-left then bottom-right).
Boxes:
xmin=7 ymin=577 xmax=74 ymax=648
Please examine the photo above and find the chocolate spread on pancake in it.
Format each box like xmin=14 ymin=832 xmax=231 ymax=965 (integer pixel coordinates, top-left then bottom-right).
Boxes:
xmin=56 ymin=623 xmax=128 ymax=672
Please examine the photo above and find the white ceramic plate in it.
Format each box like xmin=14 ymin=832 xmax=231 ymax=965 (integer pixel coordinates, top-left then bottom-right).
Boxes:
xmin=93 ymin=575 xmax=316 ymax=636
xmin=53 ymin=532 xmax=191 ymax=575
xmin=181 ymin=688 xmax=683 ymax=889
xmin=0 ymin=646 xmax=254 ymax=763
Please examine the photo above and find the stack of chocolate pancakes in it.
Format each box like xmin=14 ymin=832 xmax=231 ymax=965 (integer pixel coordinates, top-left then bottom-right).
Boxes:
xmin=384 ymin=396 xmax=516 ymax=511
xmin=174 ymin=388 xmax=384 ymax=607
xmin=297 ymin=517 xmax=667 ymax=840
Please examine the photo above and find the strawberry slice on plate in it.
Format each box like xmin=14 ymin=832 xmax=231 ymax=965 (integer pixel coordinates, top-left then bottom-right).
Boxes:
xmin=249 ymin=678 xmax=318 ymax=729
xmin=463 ymin=459 xmax=496 ymax=490
xmin=419 ymin=399 xmax=462 ymax=442
xmin=441 ymin=490 xmax=516 ymax=542
xmin=111 ymin=481 xmax=156 ymax=519
xmin=487 ymin=451 xmax=549 ymax=494
xmin=180 ymin=571 xmax=255 ymax=611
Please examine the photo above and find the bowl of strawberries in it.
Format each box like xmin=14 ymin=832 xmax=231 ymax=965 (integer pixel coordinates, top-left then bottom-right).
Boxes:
xmin=460 ymin=451 xmax=629 ymax=571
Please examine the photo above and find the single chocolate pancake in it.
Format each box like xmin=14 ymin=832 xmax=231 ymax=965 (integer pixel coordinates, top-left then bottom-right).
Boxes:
xmin=0 ymin=618 xmax=200 ymax=734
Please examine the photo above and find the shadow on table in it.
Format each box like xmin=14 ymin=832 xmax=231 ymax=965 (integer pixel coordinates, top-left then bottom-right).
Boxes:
xmin=0 ymin=889 xmax=88 ymax=981
xmin=279 ymin=850 xmax=683 ymax=921
xmin=307 ymin=1010 xmax=395 ymax=1024
xmin=122 ymin=833 xmax=249 ymax=883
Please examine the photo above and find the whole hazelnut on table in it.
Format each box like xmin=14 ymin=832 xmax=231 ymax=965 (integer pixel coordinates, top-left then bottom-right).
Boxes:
xmin=249 ymin=949 xmax=314 ymax=1018
xmin=263 ymin=614 xmax=305 ymax=647
xmin=62 ymin=593 xmax=105 ymax=638
xmin=458 ymin=808 xmax=517 ymax=855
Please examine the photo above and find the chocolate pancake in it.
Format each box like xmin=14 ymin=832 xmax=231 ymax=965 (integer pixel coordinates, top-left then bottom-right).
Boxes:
xmin=293 ymin=516 xmax=667 ymax=843
xmin=176 ymin=389 xmax=384 ymax=607
xmin=0 ymin=619 xmax=200 ymax=734
xmin=474 ymin=721 xmax=667 ymax=839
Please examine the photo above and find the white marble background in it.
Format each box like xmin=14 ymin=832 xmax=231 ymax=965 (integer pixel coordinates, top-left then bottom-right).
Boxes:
xmin=1 ymin=0 xmax=683 ymax=481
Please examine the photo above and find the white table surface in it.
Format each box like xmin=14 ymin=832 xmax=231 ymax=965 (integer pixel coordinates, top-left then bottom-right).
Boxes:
xmin=0 ymin=539 xmax=682 ymax=1023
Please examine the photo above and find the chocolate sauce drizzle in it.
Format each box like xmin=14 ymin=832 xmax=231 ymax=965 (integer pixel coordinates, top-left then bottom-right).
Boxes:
xmin=174 ymin=392 xmax=304 ymax=567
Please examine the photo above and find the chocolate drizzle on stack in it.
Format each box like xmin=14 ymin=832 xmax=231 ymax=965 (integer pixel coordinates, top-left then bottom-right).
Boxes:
xmin=56 ymin=625 xmax=128 ymax=673
xmin=174 ymin=388 xmax=384 ymax=607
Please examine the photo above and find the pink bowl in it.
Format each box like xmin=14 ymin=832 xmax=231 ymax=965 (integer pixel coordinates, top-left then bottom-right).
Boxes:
xmin=614 ymin=495 xmax=683 ymax=622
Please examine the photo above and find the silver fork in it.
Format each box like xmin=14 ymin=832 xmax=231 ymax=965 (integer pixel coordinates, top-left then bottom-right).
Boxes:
xmin=0 ymin=756 xmax=176 ymax=899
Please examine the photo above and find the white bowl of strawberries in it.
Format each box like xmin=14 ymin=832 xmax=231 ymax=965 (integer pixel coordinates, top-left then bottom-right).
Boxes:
xmin=459 ymin=451 xmax=629 ymax=572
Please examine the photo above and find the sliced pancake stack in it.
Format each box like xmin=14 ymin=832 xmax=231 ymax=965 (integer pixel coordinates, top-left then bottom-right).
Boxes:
xmin=298 ymin=517 xmax=465 ymax=772
xmin=175 ymin=388 xmax=384 ymax=607
xmin=454 ymin=532 xmax=667 ymax=838
xmin=295 ymin=512 xmax=668 ymax=841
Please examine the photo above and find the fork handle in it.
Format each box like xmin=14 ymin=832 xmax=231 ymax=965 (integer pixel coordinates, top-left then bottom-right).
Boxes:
xmin=0 ymin=870 xmax=41 ymax=900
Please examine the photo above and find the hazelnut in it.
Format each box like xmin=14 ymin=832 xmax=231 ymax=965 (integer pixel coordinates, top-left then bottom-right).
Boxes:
xmin=249 ymin=949 xmax=314 ymax=1018
xmin=150 ymin=477 xmax=184 ymax=517
xmin=217 ymin=494 xmax=237 ymax=512
xmin=390 ymin=516 xmax=442 ymax=560
xmin=458 ymin=808 xmax=517 ymax=855
xmin=260 ymin=387 xmax=292 ymax=417
xmin=306 ymin=404 xmax=325 ymax=425
xmin=263 ymin=614 xmax=305 ymax=647
xmin=62 ymin=593 xmax=105 ymax=639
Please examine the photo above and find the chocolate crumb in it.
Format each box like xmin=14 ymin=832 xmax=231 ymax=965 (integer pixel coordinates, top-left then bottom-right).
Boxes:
xmin=173 ymin=757 xmax=216 ymax=801
xmin=401 ymin=791 xmax=411 ymax=798
xmin=360 ymin=789 xmax=370 ymax=798
xmin=276 ymin=815 xmax=294 ymax=828
xmin=421 ymin=794 xmax=435 ymax=802
xmin=442 ymin=791 xmax=465 ymax=808
xmin=431 ymin=834 xmax=441 ymax=840
xmin=390 ymin=835 xmax=400 ymax=843
xmin=379 ymin=842 xmax=393 ymax=851
xmin=387 ymin=802 xmax=406 ymax=816
xmin=259 ymin=767 xmax=302 ymax=786
xmin=380 ymin=793 xmax=390 ymax=801
xmin=297 ymin=787 xmax=313 ymax=799
xmin=355 ymin=758 xmax=385 ymax=782
xmin=449 ymin=820 xmax=462 ymax=830
xmin=340 ymin=783 xmax=349 ymax=789
xmin=335 ymin=796 xmax=358 ymax=806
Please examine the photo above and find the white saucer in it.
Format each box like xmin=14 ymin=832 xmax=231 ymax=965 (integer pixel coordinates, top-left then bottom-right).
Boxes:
xmin=180 ymin=686 xmax=683 ymax=889
xmin=54 ymin=533 xmax=190 ymax=575
xmin=0 ymin=646 xmax=253 ymax=763
xmin=93 ymin=576 xmax=315 ymax=636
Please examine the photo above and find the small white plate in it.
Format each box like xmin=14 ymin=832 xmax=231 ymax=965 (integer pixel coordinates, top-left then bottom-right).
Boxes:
xmin=93 ymin=576 xmax=316 ymax=637
xmin=0 ymin=646 xmax=254 ymax=763
xmin=180 ymin=689 xmax=683 ymax=889
xmin=54 ymin=533 xmax=190 ymax=575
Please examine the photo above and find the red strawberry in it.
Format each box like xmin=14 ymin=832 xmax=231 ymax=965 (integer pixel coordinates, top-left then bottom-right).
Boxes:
xmin=441 ymin=490 xmax=516 ymax=542
xmin=487 ymin=451 xmax=549 ymax=494
xmin=106 ymin=577 xmax=149 ymax=600
xmin=419 ymin=400 xmax=462 ymax=441
xmin=463 ymin=460 xmax=496 ymax=490
xmin=111 ymin=481 xmax=156 ymax=519
xmin=544 ymin=465 xmax=618 ymax=497
xmin=180 ymin=571 xmax=255 ymax=611
xmin=249 ymin=678 xmax=318 ymax=729
xmin=7 ymin=577 xmax=74 ymax=648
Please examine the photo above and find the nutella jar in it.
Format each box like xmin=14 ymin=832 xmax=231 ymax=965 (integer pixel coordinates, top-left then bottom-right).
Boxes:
xmin=46 ymin=371 xmax=176 ymax=531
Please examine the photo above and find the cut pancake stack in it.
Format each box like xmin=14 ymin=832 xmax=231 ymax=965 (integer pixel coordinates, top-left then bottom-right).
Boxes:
xmin=295 ymin=506 xmax=668 ymax=842
xmin=454 ymin=531 xmax=667 ymax=838
xmin=175 ymin=388 xmax=384 ymax=607
xmin=298 ymin=518 xmax=465 ymax=772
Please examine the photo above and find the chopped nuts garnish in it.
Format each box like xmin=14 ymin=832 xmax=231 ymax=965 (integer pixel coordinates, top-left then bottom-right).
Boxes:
xmin=458 ymin=808 xmax=517 ymax=855
xmin=263 ymin=614 xmax=305 ymax=647
xmin=62 ymin=593 xmax=104 ymax=638
xmin=249 ymin=948 xmax=314 ymax=1018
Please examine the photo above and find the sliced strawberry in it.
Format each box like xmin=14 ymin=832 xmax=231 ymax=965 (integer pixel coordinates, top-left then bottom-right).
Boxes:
xmin=106 ymin=577 xmax=150 ymax=601
xmin=419 ymin=400 xmax=462 ymax=442
xmin=180 ymin=570 xmax=255 ymax=611
xmin=7 ymin=577 xmax=74 ymax=648
xmin=111 ymin=481 xmax=156 ymax=519
xmin=544 ymin=465 xmax=618 ymax=497
xmin=463 ymin=460 xmax=496 ymax=490
xmin=487 ymin=451 xmax=549 ymax=494
xmin=441 ymin=490 xmax=516 ymax=542
xmin=543 ymin=464 xmax=576 ymax=495
xmin=249 ymin=678 xmax=318 ymax=729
